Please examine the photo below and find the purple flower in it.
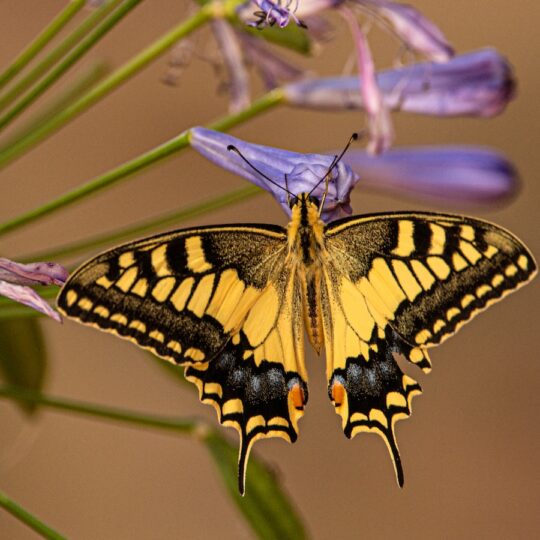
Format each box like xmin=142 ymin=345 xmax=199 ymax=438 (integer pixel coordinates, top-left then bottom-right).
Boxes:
xmin=0 ymin=259 xmax=68 ymax=322
xmin=283 ymin=49 xmax=515 ymax=117
xmin=256 ymin=0 xmax=452 ymax=152
xmin=190 ymin=127 xmax=359 ymax=222
xmin=344 ymin=146 xmax=518 ymax=206
xmin=189 ymin=129 xmax=517 ymax=221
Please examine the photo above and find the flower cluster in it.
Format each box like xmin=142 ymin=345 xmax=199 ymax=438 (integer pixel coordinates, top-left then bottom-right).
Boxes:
xmin=0 ymin=1 xmax=519 ymax=320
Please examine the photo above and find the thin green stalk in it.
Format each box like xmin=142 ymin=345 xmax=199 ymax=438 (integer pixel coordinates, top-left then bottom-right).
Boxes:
xmin=0 ymin=304 xmax=49 ymax=320
xmin=0 ymin=3 xmax=214 ymax=167
xmin=0 ymin=0 xmax=87 ymax=91
xmin=0 ymin=385 xmax=202 ymax=435
xmin=0 ymin=0 xmax=140 ymax=131
xmin=25 ymin=185 xmax=263 ymax=262
xmin=4 ymin=62 xmax=109 ymax=147
xmin=0 ymin=88 xmax=284 ymax=236
xmin=0 ymin=489 xmax=65 ymax=540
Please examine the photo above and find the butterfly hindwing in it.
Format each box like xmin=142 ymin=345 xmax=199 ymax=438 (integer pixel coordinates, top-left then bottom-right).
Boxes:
xmin=323 ymin=212 xmax=536 ymax=484
xmin=185 ymin=267 xmax=307 ymax=493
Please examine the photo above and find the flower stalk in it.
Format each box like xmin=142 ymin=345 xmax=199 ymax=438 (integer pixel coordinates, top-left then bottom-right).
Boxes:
xmin=0 ymin=489 xmax=65 ymax=540
xmin=0 ymin=88 xmax=284 ymax=237
xmin=0 ymin=0 xmax=139 ymax=130
xmin=0 ymin=0 xmax=87 ymax=91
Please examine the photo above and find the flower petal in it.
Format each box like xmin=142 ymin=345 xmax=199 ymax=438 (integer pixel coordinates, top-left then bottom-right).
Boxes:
xmin=190 ymin=127 xmax=359 ymax=221
xmin=0 ymin=282 xmax=62 ymax=322
xmin=361 ymin=0 xmax=453 ymax=61
xmin=343 ymin=146 xmax=518 ymax=206
xmin=237 ymin=33 xmax=306 ymax=90
xmin=0 ymin=259 xmax=69 ymax=287
xmin=211 ymin=20 xmax=251 ymax=113
xmin=283 ymin=49 xmax=515 ymax=117
xmin=342 ymin=7 xmax=393 ymax=153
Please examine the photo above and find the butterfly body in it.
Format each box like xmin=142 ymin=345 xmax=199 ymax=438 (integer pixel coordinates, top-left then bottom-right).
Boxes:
xmin=57 ymin=194 xmax=536 ymax=494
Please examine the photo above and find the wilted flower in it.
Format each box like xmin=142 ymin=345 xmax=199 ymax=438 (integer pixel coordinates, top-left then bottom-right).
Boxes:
xmin=164 ymin=9 xmax=308 ymax=113
xmin=283 ymin=49 xmax=515 ymax=118
xmin=0 ymin=259 xmax=68 ymax=322
xmin=190 ymin=127 xmax=359 ymax=222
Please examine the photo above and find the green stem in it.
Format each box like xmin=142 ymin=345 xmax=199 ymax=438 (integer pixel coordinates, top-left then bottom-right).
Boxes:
xmin=0 ymin=489 xmax=65 ymax=540
xmin=0 ymin=0 xmax=87 ymax=91
xmin=0 ymin=0 xmax=139 ymax=131
xmin=0 ymin=88 xmax=284 ymax=236
xmin=0 ymin=3 xmax=213 ymax=167
xmin=0 ymin=385 xmax=203 ymax=435
xmin=25 ymin=185 xmax=263 ymax=262
xmin=4 ymin=62 xmax=109 ymax=147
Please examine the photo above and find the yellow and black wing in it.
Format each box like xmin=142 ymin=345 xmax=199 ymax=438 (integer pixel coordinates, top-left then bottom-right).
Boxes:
xmin=57 ymin=224 xmax=307 ymax=493
xmin=322 ymin=212 xmax=536 ymax=485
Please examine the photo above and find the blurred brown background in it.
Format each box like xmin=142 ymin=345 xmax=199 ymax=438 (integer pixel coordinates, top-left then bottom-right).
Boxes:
xmin=1 ymin=1 xmax=539 ymax=538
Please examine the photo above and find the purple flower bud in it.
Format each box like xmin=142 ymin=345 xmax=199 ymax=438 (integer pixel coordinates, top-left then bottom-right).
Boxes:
xmin=190 ymin=127 xmax=359 ymax=222
xmin=343 ymin=146 xmax=518 ymax=206
xmin=0 ymin=258 xmax=68 ymax=322
xmin=283 ymin=49 xmax=515 ymax=117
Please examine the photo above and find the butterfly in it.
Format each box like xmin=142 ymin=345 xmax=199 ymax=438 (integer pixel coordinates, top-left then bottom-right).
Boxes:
xmin=57 ymin=192 xmax=536 ymax=494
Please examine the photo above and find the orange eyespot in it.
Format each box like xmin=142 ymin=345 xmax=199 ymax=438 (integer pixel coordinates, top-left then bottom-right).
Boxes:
xmin=331 ymin=381 xmax=345 ymax=407
xmin=290 ymin=384 xmax=305 ymax=410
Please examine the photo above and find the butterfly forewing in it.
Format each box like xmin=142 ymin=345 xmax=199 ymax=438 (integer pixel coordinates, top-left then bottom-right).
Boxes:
xmin=326 ymin=212 xmax=536 ymax=352
xmin=58 ymin=225 xmax=287 ymax=364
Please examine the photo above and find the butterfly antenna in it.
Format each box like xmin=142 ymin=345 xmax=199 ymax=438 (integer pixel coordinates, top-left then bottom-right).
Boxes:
xmin=227 ymin=145 xmax=295 ymax=199
xmin=308 ymin=133 xmax=359 ymax=209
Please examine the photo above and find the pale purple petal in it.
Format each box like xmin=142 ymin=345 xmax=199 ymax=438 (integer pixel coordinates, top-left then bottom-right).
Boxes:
xmin=0 ymin=259 xmax=68 ymax=287
xmin=237 ymin=33 xmax=306 ymax=89
xmin=295 ymin=0 xmax=344 ymax=17
xmin=343 ymin=146 xmax=518 ymax=206
xmin=211 ymin=20 xmax=251 ymax=113
xmin=360 ymin=0 xmax=453 ymax=61
xmin=342 ymin=6 xmax=393 ymax=153
xmin=190 ymin=127 xmax=359 ymax=221
xmin=0 ymin=282 xmax=62 ymax=322
xmin=283 ymin=49 xmax=515 ymax=117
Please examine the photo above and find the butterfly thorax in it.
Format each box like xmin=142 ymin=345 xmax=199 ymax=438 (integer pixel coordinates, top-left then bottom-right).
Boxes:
xmin=287 ymin=193 xmax=325 ymax=266
xmin=287 ymin=193 xmax=326 ymax=352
